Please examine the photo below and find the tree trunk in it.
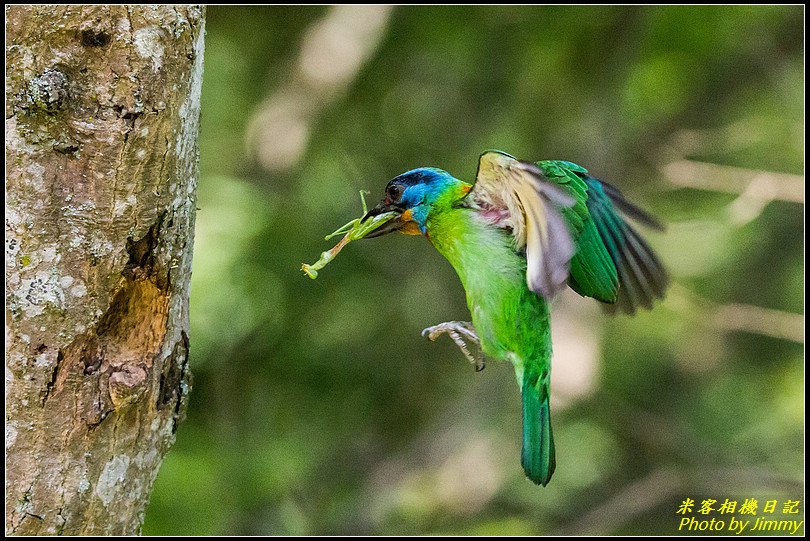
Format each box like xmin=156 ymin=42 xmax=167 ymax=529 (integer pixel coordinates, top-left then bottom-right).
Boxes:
xmin=5 ymin=6 xmax=204 ymax=535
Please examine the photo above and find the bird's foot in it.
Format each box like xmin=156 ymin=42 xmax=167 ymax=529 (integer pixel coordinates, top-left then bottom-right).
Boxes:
xmin=421 ymin=321 xmax=485 ymax=372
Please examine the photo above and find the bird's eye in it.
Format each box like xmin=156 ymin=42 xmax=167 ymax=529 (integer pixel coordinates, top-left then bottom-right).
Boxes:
xmin=387 ymin=184 xmax=404 ymax=202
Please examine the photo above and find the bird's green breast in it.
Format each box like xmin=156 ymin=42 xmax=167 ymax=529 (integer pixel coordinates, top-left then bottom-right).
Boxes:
xmin=425 ymin=207 xmax=552 ymax=370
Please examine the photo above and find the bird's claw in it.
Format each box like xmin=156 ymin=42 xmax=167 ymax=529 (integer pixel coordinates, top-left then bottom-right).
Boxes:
xmin=421 ymin=321 xmax=485 ymax=372
xmin=421 ymin=321 xmax=479 ymax=342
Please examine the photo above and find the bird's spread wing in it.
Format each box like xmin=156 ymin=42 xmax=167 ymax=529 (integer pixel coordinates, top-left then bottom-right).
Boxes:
xmin=583 ymin=177 xmax=668 ymax=314
xmin=537 ymin=161 xmax=619 ymax=304
xmin=539 ymin=160 xmax=668 ymax=315
xmin=467 ymin=151 xmax=576 ymax=298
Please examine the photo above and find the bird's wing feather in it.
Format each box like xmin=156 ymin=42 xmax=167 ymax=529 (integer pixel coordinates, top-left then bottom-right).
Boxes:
xmin=468 ymin=151 xmax=576 ymax=298
xmin=539 ymin=160 xmax=668 ymax=314
xmin=538 ymin=161 xmax=619 ymax=303
xmin=583 ymin=177 xmax=669 ymax=314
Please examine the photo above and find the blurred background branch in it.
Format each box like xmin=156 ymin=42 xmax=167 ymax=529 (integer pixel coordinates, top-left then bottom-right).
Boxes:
xmin=660 ymin=159 xmax=804 ymax=225
xmin=667 ymin=284 xmax=804 ymax=344
xmin=246 ymin=6 xmax=392 ymax=172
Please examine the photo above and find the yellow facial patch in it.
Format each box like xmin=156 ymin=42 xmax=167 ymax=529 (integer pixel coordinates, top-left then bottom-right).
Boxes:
xmin=399 ymin=209 xmax=423 ymax=235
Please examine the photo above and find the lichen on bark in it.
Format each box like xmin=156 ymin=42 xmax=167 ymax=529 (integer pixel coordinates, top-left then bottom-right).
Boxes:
xmin=5 ymin=5 xmax=204 ymax=535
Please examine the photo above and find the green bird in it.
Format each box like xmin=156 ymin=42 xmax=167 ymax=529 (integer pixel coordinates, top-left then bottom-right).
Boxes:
xmin=362 ymin=150 xmax=668 ymax=486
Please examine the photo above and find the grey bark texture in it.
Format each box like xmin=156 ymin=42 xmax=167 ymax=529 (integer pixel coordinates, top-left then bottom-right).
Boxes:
xmin=5 ymin=6 xmax=204 ymax=535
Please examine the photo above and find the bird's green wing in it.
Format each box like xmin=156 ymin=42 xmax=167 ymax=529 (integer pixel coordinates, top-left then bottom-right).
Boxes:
xmin=469 ymin=151 xmax=576 ymax=298
xmin=539 ymin=160 xmax=668 ymax=314
xmin=582 ymin=176 xmax=669 ymax=314
xmin=537 ymin=161 xmax=619 ymax=304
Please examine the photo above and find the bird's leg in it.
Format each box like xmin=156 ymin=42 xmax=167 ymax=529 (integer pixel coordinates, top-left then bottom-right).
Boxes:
xmin=421 ymin=321 xmax=485 ymax=372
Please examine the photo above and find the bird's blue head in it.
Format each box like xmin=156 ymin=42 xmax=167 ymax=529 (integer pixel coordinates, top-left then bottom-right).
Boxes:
xmin=362 ymin=167 xmax=470 ymax=237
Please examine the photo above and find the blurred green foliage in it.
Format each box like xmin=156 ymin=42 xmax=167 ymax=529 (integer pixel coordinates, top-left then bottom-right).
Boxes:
xmin=142 ymin=6 xmax=803 ymax=535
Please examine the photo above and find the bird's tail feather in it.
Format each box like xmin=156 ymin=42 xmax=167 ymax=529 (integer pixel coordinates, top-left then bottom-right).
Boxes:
xmin=521 ymin=370 xmax=555 ymax=486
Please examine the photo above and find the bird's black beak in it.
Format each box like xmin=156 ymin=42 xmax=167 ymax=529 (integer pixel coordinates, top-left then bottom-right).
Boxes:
xmin=361 ymin=201 xmax=404 ymax=238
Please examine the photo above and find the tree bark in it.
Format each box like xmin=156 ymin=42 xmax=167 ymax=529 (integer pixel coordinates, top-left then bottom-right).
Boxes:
xmin=5 ymin=6 xmax=204 ymax=535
